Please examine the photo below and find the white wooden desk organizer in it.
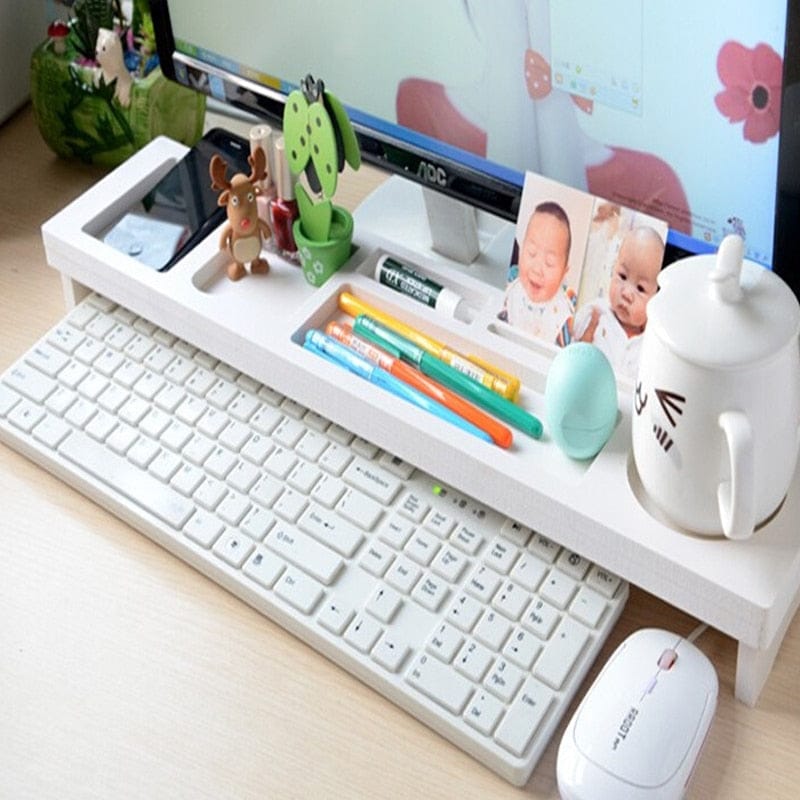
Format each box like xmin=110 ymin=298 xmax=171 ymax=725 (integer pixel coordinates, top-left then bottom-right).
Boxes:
xmin=42 ymin=136 xmax=800 ymax=706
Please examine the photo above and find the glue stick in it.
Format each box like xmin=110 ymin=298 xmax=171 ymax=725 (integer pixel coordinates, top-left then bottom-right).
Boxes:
xmin=375 ymin=256 xmax=468 ymax=321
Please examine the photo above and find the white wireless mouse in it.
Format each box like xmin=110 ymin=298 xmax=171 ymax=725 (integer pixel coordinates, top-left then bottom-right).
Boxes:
xmin=557 ymin=628 xmax=718 ymax=800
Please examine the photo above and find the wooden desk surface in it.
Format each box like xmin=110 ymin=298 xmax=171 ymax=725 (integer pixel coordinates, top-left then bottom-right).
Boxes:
xmin=1 ymin=105 xmax=798 ymax=800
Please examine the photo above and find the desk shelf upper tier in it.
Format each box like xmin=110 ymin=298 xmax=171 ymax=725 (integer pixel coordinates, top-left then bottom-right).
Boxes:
xmin=41 ymin=136 xmax=800 ymax=706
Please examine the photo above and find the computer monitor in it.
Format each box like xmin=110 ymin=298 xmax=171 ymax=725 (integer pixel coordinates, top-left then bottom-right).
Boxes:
xmin=151 ymin=0 xmax=799 ymax=296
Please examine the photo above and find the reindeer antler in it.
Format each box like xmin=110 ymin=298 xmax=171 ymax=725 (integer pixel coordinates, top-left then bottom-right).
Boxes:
xmin=248 ymin=146 xmax=267 ymax=186
xmin=209 ymin=155 xmax=231 ymax=191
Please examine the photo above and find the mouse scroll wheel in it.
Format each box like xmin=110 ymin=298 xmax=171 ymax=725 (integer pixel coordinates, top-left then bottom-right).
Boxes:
xmin=658 ymin=648 xmax=678 ymax=670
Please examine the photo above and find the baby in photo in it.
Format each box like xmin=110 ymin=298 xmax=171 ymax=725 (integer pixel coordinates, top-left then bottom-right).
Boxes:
xmin=571 ymin=225 xmax=665 ymax=378
xmin=500 ymin=200 xmax=577 ymax=345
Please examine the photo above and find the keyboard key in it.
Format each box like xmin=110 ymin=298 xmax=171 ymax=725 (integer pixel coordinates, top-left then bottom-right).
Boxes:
xmin=404 ymin=528 xmax=440 ymax=567
xmin=170 ymin=463 xmax=204 ymax=497
xmin=319 ymin=442 xmax=352 ymax=475
xmin=217 ymin=490 xmax=251 ymax=526
xmin=521 ymin=599 xmax=561 ymax=640
xmin=185 ymin=513 xmax=223 ymax=550
xmin=464 ymin=690 xmax=505 ymax=736
xmin=454 ymin=639 xmax=494 ymax=682
xmin=344 ymin=614 xmax=383 ymax=653
xmin=569 ymin=586 xmax=608 ymax=628
xmin=358 ymin=540 xmax=394 ymax=577
xmin=337 ymin=489 xmax=383 ymax=531
xmin=3 ymin=362 xmax=56 ymax=404
xmin=183 ymin=434 xmax=216 ymax=466
xmin=378 ymin=515 xmax=415 ymax=550
xmin=446 ymin=593 xmax=483 ymax=633
xmin=406 ymin=653 xmax=474 ymax=715
xmin=310 ymin=475 xmax=346 ymax=509
xmin=377 ymin=451 xmax=415 ymax=479
xmin=251 ymin=475 xmax=283 ymax=509
xmin=503 ymin=628 xmax=543 ymax=671
xmin=484 ymin=658 xmax=525 ymax=703
xmin=213 ymin=529 xmax=255 ymax=568
xmin=317 ymin=598 xmax=354 ymax=635
xmin=397 ymin=490 xmax=429 ymax=523
xmin=539 ymin=569 xmax=579 ymax=610
xmin=430 ymin=546 xmax=467 ymax=584
xmin=510 ymin=554 xmax=548 ymax=593
xmin=25 ymin=343 xmax=69 ymax=377
xmin=365 ymin=584 xmax=403 ymax=623
xmin=533 ymin=617 xmax=591 ymax=690
xmin=297 ymin=506 xmax=363 ymax=558
xmin=528 ymin=534 xmax=560 ymax=563
xmin=273 ymin=488 xmax=308 ymax=523
xmin=243 ymin=548 xmax=285 ymax=589
xmin=492 ymin=580 xmax=530 ymax=621
xmin=500 ymin=519 xmax=532 ymax=548
xmin=484 ymin=537 xmax=518 ymax=574
xmin=295 ymin=430 xmax=328 ymax=462
xmin=265 ymin=525 xmax=343 ymax=585
xmin=426 ymin=622 xmax=464 ymax=663
xmin=194 ymin=478 xmax=228 ymax=511
xmin=384 ymin=556 xmax=422 ymax=595
xmin=411 ymin=574 xmax=449 ymax=612
xmin=343 ymin=457 xmax=401 ymax=504
xmin=371 ymin=633 xmax=410 ymax=673
xmin=450 ymin=523 xmax=484 ymax=556
xmin=586 ymin=565 xmax=623 ymax=599
xmin=241 ymin=506 xmax=276 ymax=542
xmin=274 ymin=569 xmax=324 ymax=614
xmin=272 ymin=416 xmax=305 ymax=448
xmin=423 ymin=509 xmax=456 ymax=538
xmin=473 ymin=610 xmax=513 ymax=652
xmin=465 ymin=564 xmax=502 ymax=604
xmin=32 ymin=414 xmax=71 ymax=449
xmin=495 ymin=680 xmax=553 ymax=757
xmin=556 ymin=550 xmax=592 ymax=581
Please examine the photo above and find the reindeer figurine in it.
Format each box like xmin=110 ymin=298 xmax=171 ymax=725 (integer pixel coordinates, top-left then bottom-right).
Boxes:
xmin=209 ymin=147 xmax=272 ymax=281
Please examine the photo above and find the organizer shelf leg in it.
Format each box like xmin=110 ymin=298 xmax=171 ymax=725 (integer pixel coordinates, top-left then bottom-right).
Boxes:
xmin=735 ymin=585 xmax=800 ymax=706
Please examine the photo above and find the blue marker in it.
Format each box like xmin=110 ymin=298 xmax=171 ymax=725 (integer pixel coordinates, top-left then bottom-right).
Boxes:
xmin=304 ymin=330 xmax=492 ymax=444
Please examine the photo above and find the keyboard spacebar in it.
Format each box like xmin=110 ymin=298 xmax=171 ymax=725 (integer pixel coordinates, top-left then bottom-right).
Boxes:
xmin=58 ymin=430 xmax=194 ymax=529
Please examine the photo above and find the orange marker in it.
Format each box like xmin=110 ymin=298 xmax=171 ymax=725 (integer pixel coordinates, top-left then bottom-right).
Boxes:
xmin=338 ymin=292 xmax=520 ymax=400
xmin=326 ymin=320 xmax=513 ymax=449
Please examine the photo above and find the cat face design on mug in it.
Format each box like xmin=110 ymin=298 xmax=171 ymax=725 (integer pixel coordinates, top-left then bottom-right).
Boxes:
xmin=635 ymin=381 xmax=687 ymax=467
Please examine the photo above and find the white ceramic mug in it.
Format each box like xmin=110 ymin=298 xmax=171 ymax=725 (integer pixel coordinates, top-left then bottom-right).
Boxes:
xmin=632 ymin=236 xmax=800 ymax=540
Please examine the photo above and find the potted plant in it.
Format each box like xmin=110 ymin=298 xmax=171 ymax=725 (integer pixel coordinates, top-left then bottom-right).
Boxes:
xmin=30 ymin=0 xmax=205 ymax=167
xmin=282 ymin=74 xmax=361 ymax=286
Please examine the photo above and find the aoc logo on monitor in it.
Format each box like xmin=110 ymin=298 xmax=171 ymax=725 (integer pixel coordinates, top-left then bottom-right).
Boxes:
xmin=416 ymin=161 xmax=447 ymax=187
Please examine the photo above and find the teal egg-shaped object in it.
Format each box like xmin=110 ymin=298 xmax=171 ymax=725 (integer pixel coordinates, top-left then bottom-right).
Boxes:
xmin=545 ymin=343 xmax=618 ymax=459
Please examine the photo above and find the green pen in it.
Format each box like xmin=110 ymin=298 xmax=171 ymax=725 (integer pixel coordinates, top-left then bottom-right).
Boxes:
xmin=353 ymin=315 xmax=543 ymax=439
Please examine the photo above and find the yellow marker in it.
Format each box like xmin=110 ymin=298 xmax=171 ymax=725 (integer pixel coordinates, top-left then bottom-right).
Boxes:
xmin=338 ymin=292 xmax=520 ymax=400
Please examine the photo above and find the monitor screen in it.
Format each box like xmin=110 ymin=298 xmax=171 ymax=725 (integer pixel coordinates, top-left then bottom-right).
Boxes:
xmin=152 ymin=0 xmax=798 ymax=289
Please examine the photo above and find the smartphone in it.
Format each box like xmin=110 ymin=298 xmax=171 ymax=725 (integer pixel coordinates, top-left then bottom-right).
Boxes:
xmin=103 ymin=128 xmax=253 ymax=271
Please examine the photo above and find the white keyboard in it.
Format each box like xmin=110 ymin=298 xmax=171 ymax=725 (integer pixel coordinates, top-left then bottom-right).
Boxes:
xmin=0 ymin=293 xmax=627 ymax=786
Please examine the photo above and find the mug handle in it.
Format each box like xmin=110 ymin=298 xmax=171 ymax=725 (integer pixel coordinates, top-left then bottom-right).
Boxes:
xmin=717 ymin=410 xmax=755 ymax=541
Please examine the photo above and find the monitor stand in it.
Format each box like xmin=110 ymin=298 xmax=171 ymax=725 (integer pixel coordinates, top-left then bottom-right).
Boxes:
xmin=353 ymin=176 xmax=515 ymax=292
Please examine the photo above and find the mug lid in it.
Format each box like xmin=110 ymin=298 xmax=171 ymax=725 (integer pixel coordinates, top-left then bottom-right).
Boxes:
xmin=647 ymin=236 xmax=800 ymax=367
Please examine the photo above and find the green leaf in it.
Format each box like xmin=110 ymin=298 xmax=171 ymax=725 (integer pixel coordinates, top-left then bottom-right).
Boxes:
xmin=283 ymin=89 xmax=311 ymax=176
xmin=307 ymin=100 xmax=338 ymax=198
xmin=324 ymin=90 xmax=361 ymax=171
xmin=296 ymin=183 xmax=332 ymax=242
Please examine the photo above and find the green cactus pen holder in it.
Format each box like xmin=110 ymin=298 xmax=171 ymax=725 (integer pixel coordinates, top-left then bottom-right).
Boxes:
xmin=283 ymin=75 xmax=361 ymax=286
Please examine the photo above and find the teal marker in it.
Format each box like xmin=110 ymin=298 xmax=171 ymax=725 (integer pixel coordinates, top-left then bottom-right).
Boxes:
xmin=353 ymin=315 xmax=543 ymax=439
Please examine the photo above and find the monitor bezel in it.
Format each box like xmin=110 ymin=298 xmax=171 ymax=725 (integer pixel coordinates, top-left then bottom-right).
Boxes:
xmin=150 ymin=0 xmax=799 ymax=296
